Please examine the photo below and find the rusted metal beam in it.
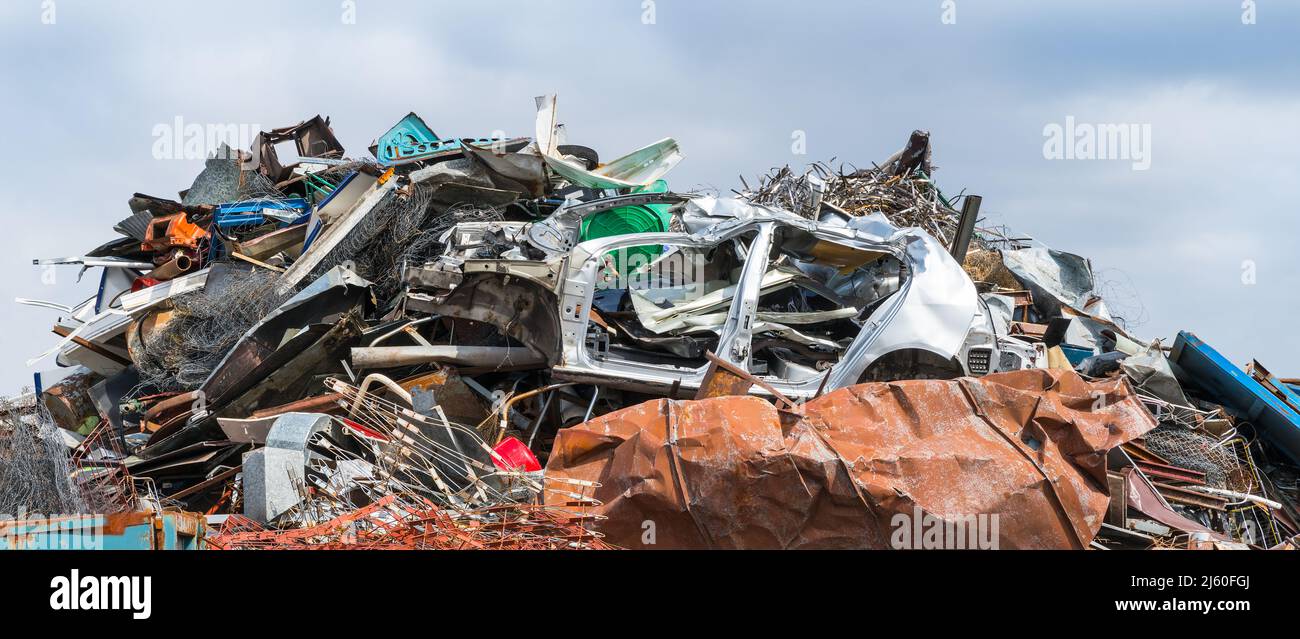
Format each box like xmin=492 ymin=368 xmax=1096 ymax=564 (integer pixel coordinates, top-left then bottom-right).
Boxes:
xmin=248 ymin=393 xmax=342 ymax=419
xmin=165 ymin=465 xmax=241 ymax=502
xmin=1135 ymin=460 xmax=1207 ymax=486
xmin=1152 ymin=481 xmax=1228 ymax=511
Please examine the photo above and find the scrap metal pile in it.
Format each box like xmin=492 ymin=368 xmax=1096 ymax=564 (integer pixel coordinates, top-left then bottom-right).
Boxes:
xmin=6 ymin=96 xmax=1298 ymax=550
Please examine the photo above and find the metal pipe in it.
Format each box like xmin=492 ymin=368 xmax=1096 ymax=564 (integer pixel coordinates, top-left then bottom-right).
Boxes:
xmin=249 ymin=393 xmax=343 ymax=419
xmin=497 ymin=383 xmax=575 ymax=444
xmin=367 ymin=317 xmax=433 ymax=347
xmin=148 ymin=252 xmax=195 ymax=280
xmin=583 ymin=386 xmax=601 ymax=422
xmin=1187 ymin=486 xmax=1284 ymax=510
xmin=348 ymin=373 xmax=413 ymax=418
xmin=525 ymin=390 xmax=558 ymax=449
xmin=351 ymin=345 xmax=545 ymax=369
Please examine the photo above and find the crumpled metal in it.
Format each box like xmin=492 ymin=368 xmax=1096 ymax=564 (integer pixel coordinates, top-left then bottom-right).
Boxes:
xmin=545 ymin=369 xmax=1156 ymax=549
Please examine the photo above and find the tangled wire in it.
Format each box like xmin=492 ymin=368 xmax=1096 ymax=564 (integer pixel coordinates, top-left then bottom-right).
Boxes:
xmin=0 ymin=396 xmax=86 ymax=515
xmin=132 ymin=269 xmax=287 ymax=392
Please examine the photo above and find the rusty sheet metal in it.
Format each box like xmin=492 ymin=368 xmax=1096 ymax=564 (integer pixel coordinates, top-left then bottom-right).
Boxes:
xmin=545 ymin=369 xmax=1156 ymax=549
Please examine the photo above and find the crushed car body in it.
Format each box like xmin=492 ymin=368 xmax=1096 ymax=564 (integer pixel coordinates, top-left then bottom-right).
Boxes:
xmin=404 ymin=192 xmax=1040 ymax=399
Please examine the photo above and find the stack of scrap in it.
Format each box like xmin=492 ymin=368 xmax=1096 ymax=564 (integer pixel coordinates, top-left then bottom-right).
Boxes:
xmin=4 ymin=96 xmax=1295 ymax=551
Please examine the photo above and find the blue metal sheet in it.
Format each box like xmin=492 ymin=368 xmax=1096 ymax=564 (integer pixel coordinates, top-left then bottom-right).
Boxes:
xmin=1058 ymin=344 xmax=1093 ymax=366
xmin=373 ymin=111 xmax=511 ymax=166
xmin=1266 ymin=374 xmax=1300 ymax=414
xmin=0 ymin=511 xmax=206 ymax=550
xmin=300 ymin=219 xmax=324 ymax=255
xmin=214 ymin=212 xmax=265 ymax=229
xmin=95 ymin=267 xmax=108 ymax=313
xmin=214 ymin=198 xmax=309 ymax=230
xmin=374 ymin=112 xmax=440 ymax=165
xmin=1170 ymin=331 xmax=1300 ymax=463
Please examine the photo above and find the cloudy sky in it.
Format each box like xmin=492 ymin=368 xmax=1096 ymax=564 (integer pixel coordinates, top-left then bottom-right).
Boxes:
xmin=0 ymin=0 xmax=1296 ymax=393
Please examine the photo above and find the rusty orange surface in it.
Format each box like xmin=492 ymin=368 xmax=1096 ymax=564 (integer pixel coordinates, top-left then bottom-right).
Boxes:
xmin=545 ymin=369 xmax=1156 ymax=549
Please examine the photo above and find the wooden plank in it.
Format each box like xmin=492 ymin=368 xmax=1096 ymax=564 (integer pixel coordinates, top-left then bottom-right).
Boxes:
xmin=51 ymin=325 xmax=132 ymax=367
xmin=231 ymin=252 xmax=286 ymax=273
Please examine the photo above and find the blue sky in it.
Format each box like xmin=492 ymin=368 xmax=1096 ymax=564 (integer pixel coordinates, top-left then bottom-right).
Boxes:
xmin=1 ymin=0 xmax=1297 ymax=392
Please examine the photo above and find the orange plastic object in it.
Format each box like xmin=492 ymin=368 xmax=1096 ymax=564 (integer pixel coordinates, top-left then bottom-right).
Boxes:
xmin=141 ymin=213 xmax=208 ymax=253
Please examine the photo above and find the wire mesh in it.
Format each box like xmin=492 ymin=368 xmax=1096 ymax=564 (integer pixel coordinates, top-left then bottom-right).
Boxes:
xmin=0 ymin=395 xmax=86 ymax=515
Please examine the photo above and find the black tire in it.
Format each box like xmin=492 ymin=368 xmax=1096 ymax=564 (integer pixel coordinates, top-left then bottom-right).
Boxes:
xmin=557 ymin=145 xmax=600 ymax=170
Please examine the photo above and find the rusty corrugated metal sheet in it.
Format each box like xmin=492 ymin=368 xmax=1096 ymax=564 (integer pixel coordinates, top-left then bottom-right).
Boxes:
xmin=545 ymin=369 xmax=1157 ymax=549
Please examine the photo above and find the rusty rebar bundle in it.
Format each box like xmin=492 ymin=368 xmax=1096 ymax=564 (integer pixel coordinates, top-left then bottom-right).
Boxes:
xmin=209 ymin=493 xmax=612 ymax=550
xmin=741 ymin=160 xmax=963 ymax=245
